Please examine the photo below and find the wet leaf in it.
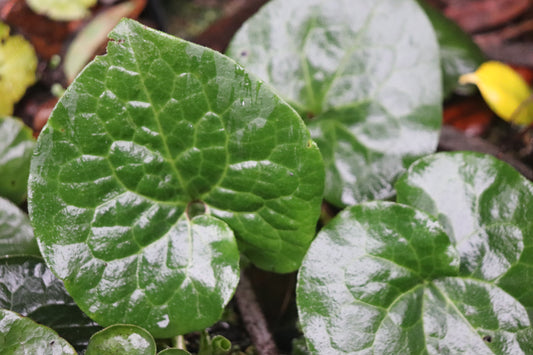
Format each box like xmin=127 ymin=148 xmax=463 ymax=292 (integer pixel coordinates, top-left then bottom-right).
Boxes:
xmin=0 ymin=256 xmax=101 ymax=351
xmin=459 ymin=61 xmax=533 ymax=125
xmin=86 ymin=324 xmax=156 ymax=355
xmin=0 ymin=22 xmax=37 ymax=116
xmin=297 ymin=202 xmax=533 ymax=354
xmin=396 ymin=152 xmax=533 ymax=319
xmin=0 ymin=117 xmax=36 ymax=204
xmin=227 ymin=0 xmax=442 ymax=206
xmin=0 ymin=308 xmax=77 ymax=354
xmin=26 ymin=0 xmax=97 ymax=21
xmin=0 ymin=197 xmax=38 ymax=257
xmin=417 ymin=0 xmax=485 ymax=97
xmin=29 ymin=19 xmax=323 ymax=337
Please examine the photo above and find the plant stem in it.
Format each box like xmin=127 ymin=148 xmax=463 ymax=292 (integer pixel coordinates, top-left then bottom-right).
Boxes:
xmin=172 ymin=335 xmax=186 ymax=350
xmin=319 ymin=201 xmax=336 ymax=226
xmin=235 ymin=271 xmax=279 ymax=355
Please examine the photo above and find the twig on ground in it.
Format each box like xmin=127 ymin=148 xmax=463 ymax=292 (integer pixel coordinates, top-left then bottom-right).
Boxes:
xmin=235 ymin=271 xmax=280 ymax=355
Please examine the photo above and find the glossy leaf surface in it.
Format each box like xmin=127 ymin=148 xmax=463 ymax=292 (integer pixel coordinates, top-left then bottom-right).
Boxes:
xmin=0 ymin=308 xmax=76 ymax=354
xmin=417 ymin=0 xmax=485 ymax=97
xmin=297 ymin=202 xmax=533 ymax=354
xmin=86 ymin=324 xmax=156 ymax=355
xmin=227 ymin=0 xmax=441 ymax=206
xmin=396 ymin=152 xmax=533 ymax=318
xmin=0 ymin=117 xmax=36 ymax=204
xmin=29 ymin=18 xmax=322 ymax=336
xmin=0 ymin=197 xmax=39 ymax=257
xmin=0 ymin=256 xmax=101 ymax=351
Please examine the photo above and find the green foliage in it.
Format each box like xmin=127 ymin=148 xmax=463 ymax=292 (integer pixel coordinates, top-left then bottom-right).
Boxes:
xmin=198 ymin=330 xmax=232 ymax=355
xmin=0 ymin=309 xmax=77 ymax=354
xmin=396 ymin=152 xmax=533 ymax=319
xmin=297 ymin=152 xmax=533 ymax=354
xmin=86 ymin=324 xmax=157 ymax=355
xmin=0 ymin=117 xmax=35 ymax=204
xmin=0 ymin=197 xmax=39 ymax=257
xmin=2 ymin=0 xmax=531 ymax=352
xmin=0 ymin=256 xmax=101 ymax=350
xmin=28 ymin=18 xmax=323 ymax=338
xmin=227 ymin=0 xmax=442 ymax=206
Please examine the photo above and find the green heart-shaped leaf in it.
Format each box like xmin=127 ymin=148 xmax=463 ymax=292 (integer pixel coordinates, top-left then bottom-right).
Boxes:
xmin=227 ymin=0 xmax=441 ymax=206
xmin=0 ymin=117 xmax=35 ymax=204
xmin=0 ymin=197 xmax=39 ymax=257
xmin=86 ymin=324 xmax=156 ymax=355
xmin=29 ymin=19 xmax=323 ymax=336
xmin=396 ymin=152 xmax=533 ymax=319
xmin=0 ymin=308 xmax=77 ymax=354
xmin=0 ymin=256 xmax=101 ymax=351
xmin=416 ymin=0 xmax=485 ymax=97
xmin=297 ymin=202 xmax=533 ymax=354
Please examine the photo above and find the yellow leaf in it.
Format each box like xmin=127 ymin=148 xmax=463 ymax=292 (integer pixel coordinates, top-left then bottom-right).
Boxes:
xmin=0 ymin=22 xmax=38 ymax=116
xmin=26 ymin=0 xmax=97 ymax=21
xmin=459 ymin=61 xmax=533 ymax=126
xmin=0 ymin=22 xmax=9 ymax=39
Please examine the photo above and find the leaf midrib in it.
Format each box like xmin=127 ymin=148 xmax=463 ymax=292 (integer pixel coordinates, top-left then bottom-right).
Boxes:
xmin=365 ymin=277 xmax=501 ymax=353
xmin=430 ymin=279 xmax=495 ymax=353
xmin=124 ymin=29 xmax=189 ymax=198
xmin=300 ymin=0 xmax=381 ymax=115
